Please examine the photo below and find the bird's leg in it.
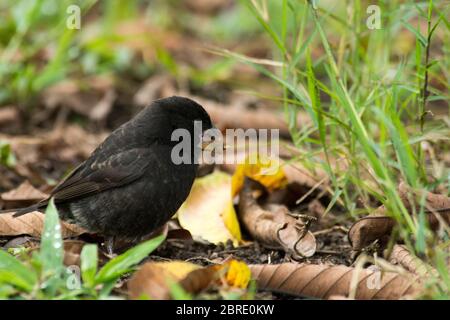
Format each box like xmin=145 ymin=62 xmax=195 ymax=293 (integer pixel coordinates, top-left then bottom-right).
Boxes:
xmin=105 ymin=236 xmax=115 ymax=257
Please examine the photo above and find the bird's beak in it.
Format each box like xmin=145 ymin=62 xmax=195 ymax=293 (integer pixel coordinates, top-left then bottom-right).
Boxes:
xmin=201 ymin=126 xmax=228 ymax=150
xmin=201 ymin=139 xmax=228 ymax=150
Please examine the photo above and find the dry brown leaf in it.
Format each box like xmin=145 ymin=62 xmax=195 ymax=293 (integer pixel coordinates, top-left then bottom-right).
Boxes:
xmin=61 ymin=240 xmax=86 ymax=266
xmin=238 ymin=178 xmax=316 ymax=258
xmin=1 ymin=180 xmax=47 ymax=203
xmin=47 ymin=125 xmax=107 ymax=161
xmin=2 ymin=236 xmax=39 ymax=249
xmin=128 ymin=261 xmax=206 ymax=299
xmin=348 ymin=216 xmax=396 ymax=251
xmin=61 ymin=240 xmax=108 ymax=267
xmin=387 ymin=245 xmax=437 ymax=277
xmin=128 ymin=259 xmax=251 ymax=299
xmin=0 ymin=211 xmax=85 ymax=238
xmin=0 ymin=106 xmax=19 ymax=125
xmin=133 ymin=75 xmax=176 ymax=107
xmin=0 ymin=126 xmax=106 ymax=182
xmin=250 ymin=263 xmax=420 ymax=300
xmin=89 ymin=89 xmax=116 ymax=121
xmin=42 ymin=76 xmax=115 ymax=121
xmin=349 ymin=186 xmax=450 ymax=251
xmin=282 ymin=162 xmax=328 ymax=190
xmin=26 ymin=240 xmax=108 ymax=267
xmin=184 ymin=0 xmax=233 ymax=15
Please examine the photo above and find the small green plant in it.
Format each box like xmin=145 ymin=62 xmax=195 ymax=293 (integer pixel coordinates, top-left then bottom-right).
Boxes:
xmin=0 ymin=198 xmax=165 ymax=299
xmin=0 ymin=141 xmax=16 ymax=168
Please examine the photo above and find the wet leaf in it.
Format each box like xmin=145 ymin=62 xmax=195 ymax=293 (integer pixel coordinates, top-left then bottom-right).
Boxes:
xmin=40 ymin=198 xmax=64 ymax=278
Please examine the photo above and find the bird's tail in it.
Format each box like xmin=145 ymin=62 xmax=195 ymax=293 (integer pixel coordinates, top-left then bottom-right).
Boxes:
xmin=0 ymin=203 xmax=43 ymax=217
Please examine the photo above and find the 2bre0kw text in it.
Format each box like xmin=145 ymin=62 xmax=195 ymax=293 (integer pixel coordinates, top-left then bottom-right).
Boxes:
xmin=176 ymin=304 xmax=275 ymax=317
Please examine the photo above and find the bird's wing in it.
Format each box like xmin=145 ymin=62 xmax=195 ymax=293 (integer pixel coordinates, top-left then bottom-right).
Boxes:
xmin=50 ymin=148 xmax=154 ymax=203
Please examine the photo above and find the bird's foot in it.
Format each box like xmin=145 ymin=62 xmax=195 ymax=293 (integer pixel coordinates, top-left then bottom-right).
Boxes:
xmin=104 ymin=236 xmax=117 ymax=259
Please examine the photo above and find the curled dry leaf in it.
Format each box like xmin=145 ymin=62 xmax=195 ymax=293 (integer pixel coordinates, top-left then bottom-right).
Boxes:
xmin=349 ymin=186 xmax=450 ymax=251
xmin=0 ymin=211 xmax=85 ymax=238
xmin=238 ymin=178 xmax=316 ymax=258
xmin=250 ymin=263 xmax=420 ymax=300
xmin=348 ymin=216 xmax=396 ymax=251
xmin=128 ymin=260 xmax=251 ymax=300
xmin=177 ymin=171 xmax=241 ymax=245
xmin=387 ymin=245 xmax=437 ymax=278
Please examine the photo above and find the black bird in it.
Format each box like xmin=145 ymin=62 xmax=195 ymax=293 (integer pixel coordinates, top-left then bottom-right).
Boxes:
xmin=1 ymin=96 xmax=213 ymax=253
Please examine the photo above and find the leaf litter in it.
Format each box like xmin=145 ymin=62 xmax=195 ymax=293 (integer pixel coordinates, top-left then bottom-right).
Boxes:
xmin=1 ymin=9 xmax=449 ymax=298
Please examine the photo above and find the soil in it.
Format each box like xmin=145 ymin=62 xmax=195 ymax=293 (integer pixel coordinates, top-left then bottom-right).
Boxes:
xmin=149 ymin=226 xmax=353 ymax=266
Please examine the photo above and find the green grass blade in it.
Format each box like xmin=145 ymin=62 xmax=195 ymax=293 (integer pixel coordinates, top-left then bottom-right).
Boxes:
xmin=95 ymin=234 xmax=166 ymax=284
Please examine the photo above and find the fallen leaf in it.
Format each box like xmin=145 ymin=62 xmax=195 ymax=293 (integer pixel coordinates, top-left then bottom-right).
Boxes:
xmin=184 ymin=0 xmax=233 ymax=15
xmin=238 ymin=178 xmax=316 ymax=258
xmin=348 ymin=216 xmax=396 ymax=251
xmin=26 ymin=240 xmax=107 ymax=267
xmin=0 ymin=106 xmax=19 ymax=126
xmin=282 ymin=162 xmax=328 ymax=191
xmin=250 ymin=263 xmax=420 ymax=300
xmin=133 ymin=75 xmax=176 ymax=107
xmin=0 ymin=211 xmax=85 ymax=238
xmin=1 ymin=180 xmax=47 ymax=203
xmin=387 ymin=245 xmax=437 ymax=278
xmin=223 ymin=259 xmax=251 ymax=289
xmin=89 ymin=89 xmax=116 ymax=121
xmin=231 ymin=154 xmax=287 ymax=196
xmin=349 ymin=185 xmax=450 ymax=251
xmin=42 ymin=76 xmax=115 ymax=121
xmin=61 ymin=240 xmax=86 ymax=266
xmin=128 ymin=259 xmax=250 ymax=299
xmin=177 ymin=171 xmax=241 ymax=245
xmin=0 ymin=126 xmax=106 ymax=183
xmin=2 ymin=236 xmax=38 ymax=249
